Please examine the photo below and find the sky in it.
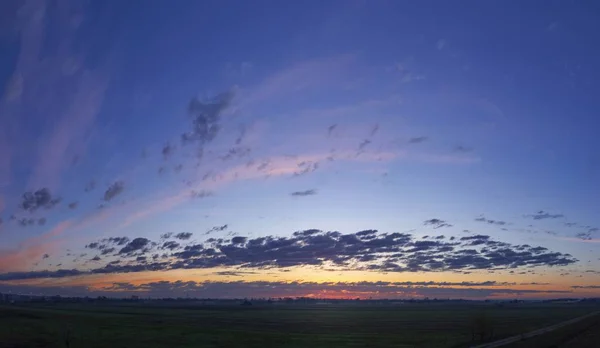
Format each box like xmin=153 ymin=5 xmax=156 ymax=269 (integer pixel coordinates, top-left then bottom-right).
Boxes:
xmin=0 ymin=0 xmax=599 ymax=300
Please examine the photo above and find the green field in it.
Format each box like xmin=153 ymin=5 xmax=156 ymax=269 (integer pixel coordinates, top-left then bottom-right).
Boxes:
xmin=0 ymin=302 xmax=597 ymax=348
xmin=505 ymin=310 xmax=600 ymax=348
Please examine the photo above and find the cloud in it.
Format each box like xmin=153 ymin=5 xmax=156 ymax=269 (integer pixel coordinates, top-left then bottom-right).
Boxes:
xmin=0 ymin=229 xmax=577 ymax=281
xmin=327 ymin=124 xmax=337 ymax=137
xmin=4 ymin=0 xmax=110 ymax=192
xmin=526 ymin=211 xmax=564 ymax=220
xmin=118 ymin=238 xmax=150 ymax=255
xmin=213 ymin=270 xmax=257 ymax=277
xmin=117 ymin=145 xmax=470 ymax=229
xmin=162 ymin=142 xmax=174 ymax=160
xmin=85 ymin=236 xmax=131 ymax=255
xmin=0 ymin=279 xmax=571 ymax=299
xmin=571 ymin=285 xmax=600 ymax=289
xmin=17 ymin=217 xmax=36 ymax=227
xmin=162 ymin=241 xmax=180 ymax=251
xmin=0 ymin=220 xmax=73 ymax=272
xmin=94 ymin=280 xmax=569 ymax=299
xmin=174 ymin=232 xmax=193 ymax=241
xmin=241 ymin=55 xmax=355 ymax=105
xmin=191 ymin=190 xmax=213 ymax=199
xmin=474 ymin=216 xmax=507 ymax=226
xmin=575 ymin=232 xmax=593 ymax=240
xmin=19 ymin=188 xmax=60 ymax=212
xmin=68 ymin=201 xmax=78 ymax=209
xmin=84 ymin=180 xmax=96 ymax=192
xmin=358 ymin=139 xmax=371 ymax=151
xmin=27 ymin=70 xmax=109 ymax=191
xmin=393 ymin=63 xmax=425 ymax=84
xmin=454 ymin=145 xmax=473 ymax=153
xmin=408 ymin=136 xmax=427 ymax=144
xmin=220 ymin=147 xmax=251 ymax=161
xmin=231 ymin=236 xmax=247 ymax=244
xmin=291 ymin=189 xmax=317 ymax=197
xmin=181 ymin=91 xmax=234 ymax=147
xmin=423 ymin=219 xmax=453 ymax=229
xmin=104 ymin=181 xmax=125 ymax=201
xmin=206 ymin=225 xmax=228 ymax=235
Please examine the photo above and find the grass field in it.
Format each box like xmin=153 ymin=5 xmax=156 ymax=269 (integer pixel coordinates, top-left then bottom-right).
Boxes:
xmin=0 ymin=302 xmax=598 ymax=348
xmin=504 ymin=311 xmax=600 ymax=348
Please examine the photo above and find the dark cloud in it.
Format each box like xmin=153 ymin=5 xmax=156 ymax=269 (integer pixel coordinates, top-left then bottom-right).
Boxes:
xmin=526 ymin=211 xmax=564 ymax=220
xmin=327 ymin=124 xmax=337 ymax=136
xmin=104 ymin=181 xmax=125 ymax=201
xmin=174 ymin=232 xmax=193 ymax=240
xmin=293 ymin=161 xmax=319 ymax=176
xmin=358 ymin=139 xmax=371 ymax=151
xmin=575 ymin=232 xmax=592 ymax=240
xmin=162 ymin=142 xmax=174 ymax=160
xmin=101 ymin=247 xmax=115 ymax=255
xmin=37 ymin=217 xmax=46 ymax=226
xmin=423 ymin=218 xmax=453 ymax=229
xmin=17 ymin=217 xmax=36 ymax=227
xmin=291 ymin=189 xmax=317 ymax=197
xmin=214 ymin=270 xmax=258 ymax=276
xmin=0 ymin=229 xmax=577 ymax=282
xmin=408 ymin=136 xmax=428 ymax=144
xmin=68 ymin=201 xmax=78 ymax=209
xmin=231 ymin=236 xmax=247 ymax=244
xmin=474 ymin=216 xmax=507 ymax=226
xmin=370 ymin=124 xmax=379 ymax=137
xmin=0 ymin=269 xmax=84 ymax=281
xmin=42 ymin=254 xmax=49 ymax=259
xmin=19 ymin=188 xmax=60 ymax=212
xmin=91 ymin=255 xmax=101 ymax=261
xmin=235 ymin=125 xmax=247 ymax=145
xmin=86 ymin=237 xmax=130 ymax=252
xmin=205 ymin=225 xmax=228 ymax=235
xmin=181 ymin=90 xmax=234 ymax=146
xmin=108 ymin=237 xmax=130 ymax=245
xmin=220 ymin=147 xmax=251 ymax=161
xmin=162 ymin=241 xmax=180 ymax=250
xmin=119 ymin=238 xmax=150 ymax=254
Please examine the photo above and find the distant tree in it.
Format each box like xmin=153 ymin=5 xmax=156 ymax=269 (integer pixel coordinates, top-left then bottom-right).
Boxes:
xmin=62 ymin=325 xmax=72 ymax=348
xmin=470 ymin=311 xmax=495 ymax=342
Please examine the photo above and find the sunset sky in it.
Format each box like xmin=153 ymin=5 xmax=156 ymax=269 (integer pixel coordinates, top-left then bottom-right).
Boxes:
xmin=0 ymin=0 xmax=599 ymax=300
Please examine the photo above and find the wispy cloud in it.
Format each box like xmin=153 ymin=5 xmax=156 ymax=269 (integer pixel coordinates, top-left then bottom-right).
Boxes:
xmin=526 ymin=211 xmax=564 ymax=220
xmin=0 ymin=220 xmax=73 ymax=272
xmin=240 ymin=55 xmax=356 ymax=106
xmin=291 ymin=189 xmax=318 ymax=197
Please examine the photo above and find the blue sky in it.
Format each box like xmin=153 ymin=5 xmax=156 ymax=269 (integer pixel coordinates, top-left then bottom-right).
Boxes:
xmin=0 ymin=0 xmax=599 ymax=299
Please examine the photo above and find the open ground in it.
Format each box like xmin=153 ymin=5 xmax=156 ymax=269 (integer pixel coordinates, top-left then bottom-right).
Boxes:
xmin=0 ymin=301 xmax=598 ymax=347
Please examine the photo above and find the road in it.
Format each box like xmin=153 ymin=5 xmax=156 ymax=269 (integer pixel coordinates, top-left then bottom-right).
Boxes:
xmin=470 ymin=311 xmax=600 ymax=348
